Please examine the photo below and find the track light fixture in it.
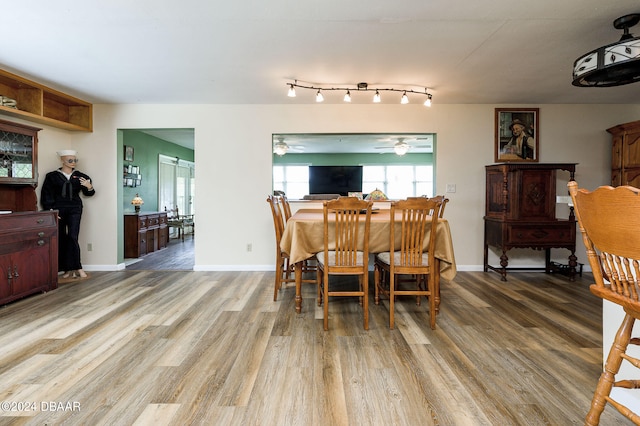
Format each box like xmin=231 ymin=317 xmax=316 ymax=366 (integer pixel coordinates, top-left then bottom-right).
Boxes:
xmin=285 ymin=80 xmax=433 ymax=105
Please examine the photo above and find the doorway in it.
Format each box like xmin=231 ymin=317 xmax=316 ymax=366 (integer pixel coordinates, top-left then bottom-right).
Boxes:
xmin=120 ymin=129 xmax=195 ymax=270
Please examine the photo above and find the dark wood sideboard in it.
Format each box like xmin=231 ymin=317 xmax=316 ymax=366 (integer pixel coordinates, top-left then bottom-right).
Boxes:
xmin=124 ymin=212 xmax=168 ymax=258
xmin=0 ymin=211 xmax=59 ymax=305
xmin=483 ymin=163 xmax=577 ymax=281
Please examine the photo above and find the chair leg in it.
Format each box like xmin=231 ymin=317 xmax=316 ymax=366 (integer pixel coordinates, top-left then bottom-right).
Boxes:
xmin=323 ymin=271 xmax=329 ymax=331
xmin=585 ymin=314 xmax=635 ymax=425
xmin=389 ymin=272 xmax=395 ymax=330
xmin=428 ymin=274 xmax=437 ymax=330
xmin=363 ymin=272 xmax=369 ymax=330
xmin=317 ymin=266 xmax=322 ymax=306
xmin=274 ymin=258 xmax=283 ymax=301
xmin=374 ymin=265 xmax=380 ymax=305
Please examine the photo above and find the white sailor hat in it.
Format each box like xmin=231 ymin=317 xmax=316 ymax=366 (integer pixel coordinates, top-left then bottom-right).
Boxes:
xmin=56 ymin=149 xmax=77 ymax=157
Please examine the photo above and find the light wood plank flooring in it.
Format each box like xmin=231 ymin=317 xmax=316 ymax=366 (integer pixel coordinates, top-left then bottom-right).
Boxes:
xmin=0 ymin=270 xmax=629 ymax=425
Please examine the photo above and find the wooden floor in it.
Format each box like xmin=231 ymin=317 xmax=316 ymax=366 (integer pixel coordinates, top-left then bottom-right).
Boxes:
xmin=126 ymin=233 xmax=194 ymax=271
xmin=0 ymin=267 xmax=629 ymax=425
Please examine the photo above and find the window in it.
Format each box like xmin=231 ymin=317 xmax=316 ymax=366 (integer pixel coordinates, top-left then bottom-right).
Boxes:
xmin=273 ymin=164 xmax=433 ymax=199
xmin=159 ymin=154 xmax=195 ymax=216
xmin=363 ymin=165 xmax=433 ymax=199
xmin=273 ymin=165 xmax=309 ymax=199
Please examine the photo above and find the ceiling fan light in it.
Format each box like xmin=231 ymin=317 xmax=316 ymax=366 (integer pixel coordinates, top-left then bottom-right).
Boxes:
xmin=274 ymin=141 xmax=289 ymax=156
xmin=400 ymin=91 xmax=409 ymax=104
xmin=394 ymin=142 xmax=410 ymax=156
xmin=572 ymin=13 xmax=640 ymax=87
xmin=373 ymin=90 xmax=381 ymax=103
xmin=316 ymin=89 xmax=324 ymax=102
xmin=287 ymin=84 xmax=296 ymax=97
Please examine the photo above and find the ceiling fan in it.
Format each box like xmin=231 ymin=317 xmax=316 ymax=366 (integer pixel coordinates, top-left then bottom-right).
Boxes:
xmin=374 ymin=137 xmax=432 ymax=155
xmin=273 ymin=138 xmax=304 ymax=156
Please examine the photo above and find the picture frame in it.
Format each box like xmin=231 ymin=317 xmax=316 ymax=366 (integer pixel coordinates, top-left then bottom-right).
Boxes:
xmin=124 ymin=145 xmax=134 ymax=162
xmin=495 ymin=108 xmax=539 ymax=162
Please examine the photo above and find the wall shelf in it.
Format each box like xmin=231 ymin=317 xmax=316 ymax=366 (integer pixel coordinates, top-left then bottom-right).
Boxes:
xmin=0 ymin=69 xmax=92 ymax=132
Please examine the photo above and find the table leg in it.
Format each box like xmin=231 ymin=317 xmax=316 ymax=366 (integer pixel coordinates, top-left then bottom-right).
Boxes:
xmin=295 ymin=261 xmax=303 ymax=313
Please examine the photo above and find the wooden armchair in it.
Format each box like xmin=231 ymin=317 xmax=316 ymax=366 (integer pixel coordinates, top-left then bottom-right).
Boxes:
xmin=568 ymin=181 xmax=640 ymax=425
xmin=374 ymin=196 xmax=444 ymax=329
xmin=165 ymin=206 xmax=194 ymax=242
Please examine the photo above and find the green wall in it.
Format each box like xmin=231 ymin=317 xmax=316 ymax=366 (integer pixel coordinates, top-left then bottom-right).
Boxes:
xmin=272 ymin=152 xmax=433 ymax=165
xmin=122 ymin=130 xmax=194 ymax=213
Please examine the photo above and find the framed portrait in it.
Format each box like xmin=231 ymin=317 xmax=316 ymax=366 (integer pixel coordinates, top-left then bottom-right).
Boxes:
xmin=124 ymin=145 xmax=134 ymax=162
xmin=495 ymin=108 xmax=539 ymax=162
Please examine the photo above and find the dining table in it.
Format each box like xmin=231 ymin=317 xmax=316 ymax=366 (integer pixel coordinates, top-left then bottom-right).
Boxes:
xmin=280 ymin=208 xmax=457 ymax=313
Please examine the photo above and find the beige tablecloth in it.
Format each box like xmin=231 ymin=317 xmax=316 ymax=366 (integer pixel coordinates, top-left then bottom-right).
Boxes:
xmin=280 ymin=208 xmax=457 ymax=281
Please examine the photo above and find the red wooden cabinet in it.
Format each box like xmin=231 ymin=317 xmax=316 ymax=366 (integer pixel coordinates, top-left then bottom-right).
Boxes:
xmin=0 ymin=211 xmax=58 ymax=305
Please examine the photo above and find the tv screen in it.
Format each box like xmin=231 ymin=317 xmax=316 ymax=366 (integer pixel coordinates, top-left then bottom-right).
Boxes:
xmin=309 ymin=166 xmax=363 ymax=196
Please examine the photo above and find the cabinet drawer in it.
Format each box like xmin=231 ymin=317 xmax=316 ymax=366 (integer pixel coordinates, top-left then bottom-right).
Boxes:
xmin=0 ymin=212 xmax=56 ymax=233
xmin=146 ymin=215 xmax=159 ymax=226
xmin=507 ymin=224 xmax=574 ymax=245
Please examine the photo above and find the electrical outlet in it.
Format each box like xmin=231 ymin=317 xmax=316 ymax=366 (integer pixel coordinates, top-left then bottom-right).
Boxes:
xmin=246 ymin=243 xmax=252 ymax=252
xmin=87 ymin=243 xmax=93 ymax=251
xmin=446 ymin=183 xmax=456 ymax=193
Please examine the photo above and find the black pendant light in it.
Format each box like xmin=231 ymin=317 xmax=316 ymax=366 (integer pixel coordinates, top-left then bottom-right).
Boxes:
xmin=572 ymin=13 xmax=640 ymax=87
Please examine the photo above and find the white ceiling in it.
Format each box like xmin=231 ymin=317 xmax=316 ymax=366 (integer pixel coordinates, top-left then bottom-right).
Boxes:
xmin=2 ymin=1 xmax=640 ymax=149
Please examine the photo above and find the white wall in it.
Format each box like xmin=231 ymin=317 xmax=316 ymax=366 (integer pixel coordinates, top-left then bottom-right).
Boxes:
xmin=42 ymin=103 xmax=640 ymax=272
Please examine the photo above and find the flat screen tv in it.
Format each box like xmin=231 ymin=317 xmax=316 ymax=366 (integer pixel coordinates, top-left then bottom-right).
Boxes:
xmin=309 ymin=166 xmax=363 ymax=196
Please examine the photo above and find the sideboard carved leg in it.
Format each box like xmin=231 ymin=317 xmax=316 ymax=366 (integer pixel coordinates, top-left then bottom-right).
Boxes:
xmin=568 ymin=251 xmax=578 ymax=282
xmin=499 ymin=251 xmax=509 ymax=281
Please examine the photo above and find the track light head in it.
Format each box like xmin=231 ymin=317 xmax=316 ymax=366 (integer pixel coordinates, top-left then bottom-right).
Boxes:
xmin=343 ymin=90 xmax=351 ymax=102
xmin=315 ymin=90 xmax=324 ymax=102
xmin=400 ymin=91 xmax=409 ymax=104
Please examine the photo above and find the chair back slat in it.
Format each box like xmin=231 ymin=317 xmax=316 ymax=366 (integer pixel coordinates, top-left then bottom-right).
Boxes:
xmin=276 ymin=195 xmax=292 ymax=222
xmin=392 ymin=197 xmax=442 ymax=270
xmin=323 ymin=197 xmax=371 ymax=268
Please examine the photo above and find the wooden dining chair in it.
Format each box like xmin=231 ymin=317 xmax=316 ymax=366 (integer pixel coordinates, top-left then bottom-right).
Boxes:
xmin=266 ymin=195 xmax=297 ymax=301
xmin=374 ymin=197 xmax=443 ymax=329
xmin=316 ymin=197 xmax=372 ymax=330
xmin=278 ymin=194 xmax=292 ymax=222
xmin=416 ymin=195 xmax=449 ymax=218
xmin=568 ymin=181 xmax=640 ymax=425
